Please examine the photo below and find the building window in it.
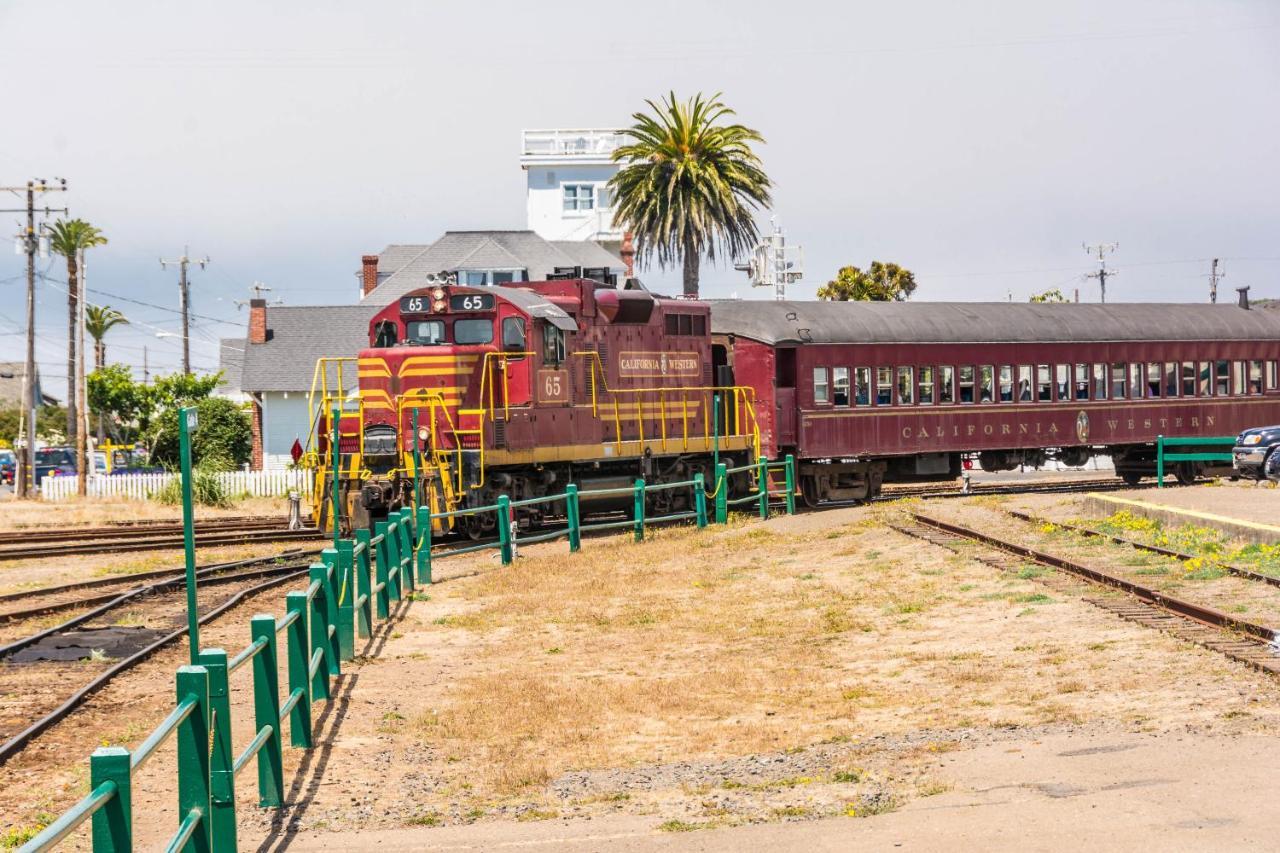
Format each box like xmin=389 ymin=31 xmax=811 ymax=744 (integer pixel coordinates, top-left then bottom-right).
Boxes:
xmin=854 ymin=367 xmax=870 ymax=405
xmin=814 ymin=367 xmax=829 ymax=404
xmin=832 ymin=367 xmax=850 ymax=406
xmin=563 ymin=184 xmax=596 ymax=212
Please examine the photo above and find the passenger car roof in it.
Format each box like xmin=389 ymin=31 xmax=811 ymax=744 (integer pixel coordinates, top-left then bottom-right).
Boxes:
xmin=709 ymin=300 xmax=1280 ymax=345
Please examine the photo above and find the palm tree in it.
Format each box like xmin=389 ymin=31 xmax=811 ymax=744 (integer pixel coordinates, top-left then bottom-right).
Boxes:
xmin=609 ymin=92 xmax=772 ymax=298
xmin=48 ymin=219 xmax=108 ymax=440
xmin=86 ymin=305 xmax=128 ymax=370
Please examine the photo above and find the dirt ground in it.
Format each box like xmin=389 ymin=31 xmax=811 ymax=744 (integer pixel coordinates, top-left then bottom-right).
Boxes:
xmin=8 ymin=498 xmax=1280 ymax=849
xmin=0 ymin=495 xmax=290 ymax=532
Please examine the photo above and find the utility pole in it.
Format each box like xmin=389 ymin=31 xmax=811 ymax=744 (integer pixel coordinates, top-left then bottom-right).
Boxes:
xmin=1083 ymin=242 xmax=1118 ymax=303
xmin=1208 ymin=258 xmax=1224 ymax=304
xmin=143 ymin=345 xmax=150 ymax=386
xmin=734 ymin=217 xmax=804 ymax=301
xmin=3 ymin=179 xmax=68 ymax=499
xmin=76 ymin=246 xmax=90 ymax=497
xmin=159 ymin=246 xmax=210 ymax=375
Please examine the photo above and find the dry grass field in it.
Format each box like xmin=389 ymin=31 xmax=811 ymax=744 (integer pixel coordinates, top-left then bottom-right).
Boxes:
xmin=0 ymin=495 xmax=289 ymax=532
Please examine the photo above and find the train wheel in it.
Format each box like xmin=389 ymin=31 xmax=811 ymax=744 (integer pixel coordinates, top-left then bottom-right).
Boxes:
xmin=1121 ymin=472 xmax=1142 ymax=487
xmin=1175 ymin=463 xmax=1198 ymax=486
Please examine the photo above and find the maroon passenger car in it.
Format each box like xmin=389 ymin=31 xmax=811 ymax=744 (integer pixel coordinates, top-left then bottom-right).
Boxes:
xmin=712 ymin=300 xmax=1280 ymax=503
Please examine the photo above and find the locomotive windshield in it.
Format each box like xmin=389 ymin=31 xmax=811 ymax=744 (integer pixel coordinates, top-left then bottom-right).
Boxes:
xmin=406 ymin=320 xmax=446 ymax=345
xmin=454 ymin=318 xmax=494 ymax=345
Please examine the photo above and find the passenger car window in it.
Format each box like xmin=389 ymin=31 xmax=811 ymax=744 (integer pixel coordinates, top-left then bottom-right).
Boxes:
xmin=1234 ymin=361 xmax=1246 ymax=396
xmin=1215 ymin=360 xmax=1230 ymax=396
xmin=998 ymin=366 xmax=1013 ymax=402
xmin=958 ymin=366 xmax=974 ymax=403
xmin=1250 ymin=360 xmax=1264 ymax=394
xmin=1147 ymin=363 xmax=1162 ymax=398
xmin=854 ymin=367 xmax=870 ymax=405
xmin=1075 ymin=364 xmax=1090 ymax=400
xmin=1129 ymin=363 xmax=1143 ymax=399
xmin=918 ymin=366 xmax=934 ymax=404
xmin=1036 ymin=365 xmax=1051 ymax=402
xmin=1093 ymin=364 xmax=1108 ymax=400
xmin=1199 ymin=361 xmax=1212 ymax=396
xmin=1164 ymin=362 xmax=1178 ymax=397
xmin=897 ymin=366 xmax=915 ymax=405
xmin=501 ymin=317 xmax=526 ymax=350
xmin=832 ymin=367 xmax=850 ymax=406
xmin=1269 ymin=361 xmax=1278 ymax=390
xmin=979 ymin=365 xmax=994 ymax=403
xmin=1111 ymin=363 xmax=1127 ymax=399
xmin=939 ymin=366 xmax=954 ymax=403
xmin=1182 ymin=362 xmax=1196 ymax=396
xmin=1017 ymin=365 xmax=1032 ymax=402
xmin=813 ymin=367 xmax=830 ymax=404
xmin=1056 ymin=364 xmax=1069 ymax=400
xmin=877 ymin=367 xmax=893 ymax=405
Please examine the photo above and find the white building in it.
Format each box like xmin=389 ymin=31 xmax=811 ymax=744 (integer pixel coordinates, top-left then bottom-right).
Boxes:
xmin=521 ymin=129 xmax=625 ymax=253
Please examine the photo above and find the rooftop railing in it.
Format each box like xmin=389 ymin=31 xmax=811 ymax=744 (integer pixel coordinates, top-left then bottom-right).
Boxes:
xmin=521 ymin=128 xmax=623 ymax=159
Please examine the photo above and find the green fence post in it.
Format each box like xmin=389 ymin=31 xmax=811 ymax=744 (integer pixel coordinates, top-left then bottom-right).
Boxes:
xmin=411 ymin=407 xmax=423 ymax=510
xmin=336 ymin=540 xmax=355 ymax=661
xmin=355 ymin=528 xmax=372 ymax=637
xmin=178 ymin=406 xmax=200 ymax=665
xmin=416 ymin=505 xmax=433 ymax=584
xmin=714 ymin=462 xmax=728 ymax=524
xmin=785 ymin=455 xmax=796 ymax=515
xmin=712 ymin=392 xmax=720 ymax=470
xmin=373 ymin=522 xmax=390 ymax=620
xmin=316 ymin=557 xmax=341 ymax=677
xmin=1156 ymin=434 xmax=1165 ymax=488
xmin=694 ymin=473 xmax=708 ymax=528
xmin=386 ymin=520 xmax=402 ymax=603
xmin=498 ymin=495 xmax=514 ymax=565
xmin=284 ymin=591 xmax=312 ymax=748
xmin=175 ymin=664 xmax=212 ymax=853
xmin=197 ymin=649 xmax=235 ymax=851
xmin=308 ymin=566 xmax=334 ymax=701
xmin=250 ymin=614 xmax=284 ymax=807
xmin=633 ymin=479 xmax=645 ymax=542
xmin=90 ymin=747 xmax=132 ymax=852
xmin=398 ymin=508 xmax=415 ymax=593
xmin=566 ymin=484 xmax=581 ymax=552
xmin=757 ymin=456 xmax=769 ymax=519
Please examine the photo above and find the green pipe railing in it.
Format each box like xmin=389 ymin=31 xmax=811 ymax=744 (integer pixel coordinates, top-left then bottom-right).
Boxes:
xmin=1155 ymin=434 xmax=1235 ymax=488
xmin=22 ymin=455 xmax=797 ymax=853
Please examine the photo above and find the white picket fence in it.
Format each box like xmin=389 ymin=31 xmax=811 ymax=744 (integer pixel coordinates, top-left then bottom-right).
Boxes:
xmin=39 ymin=469 xmax=315 ymax=501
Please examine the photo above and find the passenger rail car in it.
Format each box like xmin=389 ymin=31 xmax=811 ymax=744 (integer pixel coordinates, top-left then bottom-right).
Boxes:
xmin=713 ymin=300 xmax=1280 ymax=502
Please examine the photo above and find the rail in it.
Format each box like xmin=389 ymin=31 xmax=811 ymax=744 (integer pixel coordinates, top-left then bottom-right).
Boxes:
xmin=1155 ymin=434 xmax=1235 ymax=487
xmin=23 ymin=456 xmax=795 ymax=852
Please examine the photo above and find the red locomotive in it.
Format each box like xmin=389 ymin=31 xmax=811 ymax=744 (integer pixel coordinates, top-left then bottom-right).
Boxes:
xmin=309 ymin=274 xmax=1280 ymax=530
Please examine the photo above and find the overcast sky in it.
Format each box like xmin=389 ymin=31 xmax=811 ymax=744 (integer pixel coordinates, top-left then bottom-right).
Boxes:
xmin=1 ymin=0 xmax=1277 ymax=388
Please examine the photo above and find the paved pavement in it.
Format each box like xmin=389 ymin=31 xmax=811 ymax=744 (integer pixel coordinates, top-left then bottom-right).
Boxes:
xmin=274 ymin=731 xmax=1280 ymax=852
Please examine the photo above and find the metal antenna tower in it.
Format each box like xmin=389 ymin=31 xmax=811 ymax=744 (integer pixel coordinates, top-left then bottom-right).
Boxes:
xmin=735 ymin=217 xmax=804 ymax=301
xmin=1083 ymin=242 xmax=1119 ymax=303
xmin=1207 ymin=258 xmax=1224 ymax=304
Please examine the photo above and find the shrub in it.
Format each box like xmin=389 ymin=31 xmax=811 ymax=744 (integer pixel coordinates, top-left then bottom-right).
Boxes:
xmin=149 ymin=397 xmax=251 ymax=471
xmin=153 ymin=466 xmax=231 ymax=508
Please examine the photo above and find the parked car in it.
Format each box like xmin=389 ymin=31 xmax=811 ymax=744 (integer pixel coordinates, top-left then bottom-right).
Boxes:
xmin=34 ymin=446 xmax=79 ymax=484
xmin=0 ymin=449 xmax=15 ymax=485
xmin=1233 ymin=426 xmax=1280 ymax=481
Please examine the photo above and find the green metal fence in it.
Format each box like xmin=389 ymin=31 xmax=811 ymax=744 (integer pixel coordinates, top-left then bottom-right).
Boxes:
xmin=1155 ymin=434 xmax=1235 ymax=488
xmin=21 ymin=455 xmax=795 ymax=852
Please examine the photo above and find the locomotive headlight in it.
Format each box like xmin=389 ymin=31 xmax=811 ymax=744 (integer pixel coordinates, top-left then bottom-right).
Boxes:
xmin=432 ymin=299 xmax=446 ymax=312
xmin=431 ymin=287 xmax=445 ymax=300
xmin=418 ymin=427 xmax=429 ymax=441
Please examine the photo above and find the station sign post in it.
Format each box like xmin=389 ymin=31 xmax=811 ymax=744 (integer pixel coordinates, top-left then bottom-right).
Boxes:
xmin=178 ymin=405 xmax=200 ymax=664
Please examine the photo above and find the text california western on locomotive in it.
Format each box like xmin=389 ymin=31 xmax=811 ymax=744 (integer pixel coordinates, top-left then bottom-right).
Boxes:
xmin=305 ymin=271 xmax=1280 ymax=534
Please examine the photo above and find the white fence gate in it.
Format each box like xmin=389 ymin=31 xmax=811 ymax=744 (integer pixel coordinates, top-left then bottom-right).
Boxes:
xmin=39 ymin=469 xmax=315 ymax=501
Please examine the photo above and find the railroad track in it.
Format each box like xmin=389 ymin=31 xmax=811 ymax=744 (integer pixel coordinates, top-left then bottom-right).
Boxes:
xmin=878 ymin=475 xmax=1141 ymax=502
xmin=0 ymin=526 xmax=323 ymax=562
xmin=0 ymin=515 xmax=292 ymax=547
xmin=894 ymin=511 xmax=1280 ymax=679
xmin=0 ymin=555 xmax=322 ymax=764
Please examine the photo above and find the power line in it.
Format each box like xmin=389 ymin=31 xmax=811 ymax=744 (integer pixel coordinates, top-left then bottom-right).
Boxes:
xmin=1083 ymin=242 xmax=1119 ymax=303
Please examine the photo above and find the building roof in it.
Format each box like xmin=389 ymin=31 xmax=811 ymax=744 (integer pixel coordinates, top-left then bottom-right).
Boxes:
xmin=364 ymin=231 xmax=622 ymax=305
xmin=237 ymin=305 xmax=380 ymax=393
xmin=709 ymin=300 xmax=1280 ymax=346
xmin=215 ymin=339 xmax=245 ymax=396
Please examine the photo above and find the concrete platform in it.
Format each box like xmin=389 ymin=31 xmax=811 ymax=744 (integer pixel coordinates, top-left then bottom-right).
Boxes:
xmin=1083 ymin=484 xmax=1280 ymax=544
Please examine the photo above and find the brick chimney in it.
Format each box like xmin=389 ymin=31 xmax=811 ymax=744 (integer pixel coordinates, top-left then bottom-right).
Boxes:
xmin=361 ymin=254 xmax=379 ymax=298
xmin=620 ymin=232 xmax=636 ymax=279
xmin=248 ymin=298 xmax=268 ymax=344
